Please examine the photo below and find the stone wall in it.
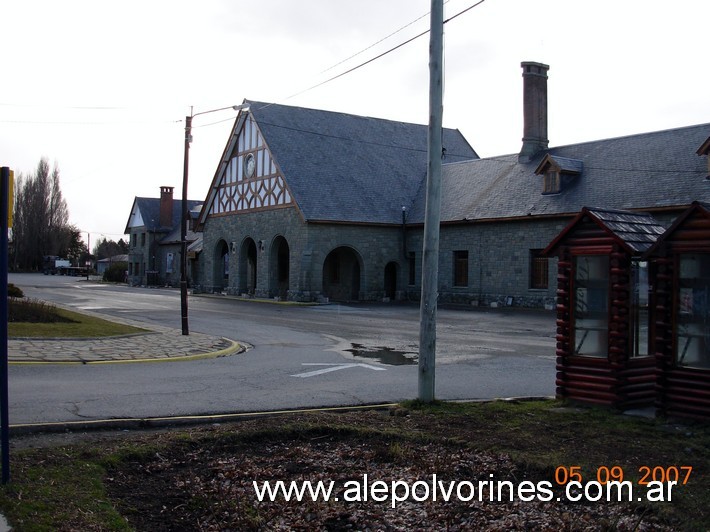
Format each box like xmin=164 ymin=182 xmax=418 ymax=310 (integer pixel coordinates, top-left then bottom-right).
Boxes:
xmin=196 ymin=211 xmax=680 ymax=309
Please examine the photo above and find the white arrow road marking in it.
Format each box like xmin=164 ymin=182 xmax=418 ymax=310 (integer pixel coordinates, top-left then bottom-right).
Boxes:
xmin=291 ymin=363 xmax=387 ymax=378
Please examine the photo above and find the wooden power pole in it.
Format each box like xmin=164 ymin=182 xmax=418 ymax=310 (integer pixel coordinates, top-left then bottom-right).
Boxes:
xmin=418 ymin=0 xmax=444 ymax=402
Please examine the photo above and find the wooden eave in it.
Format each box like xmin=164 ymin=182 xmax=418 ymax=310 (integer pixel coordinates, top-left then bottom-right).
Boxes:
xmin=643 ymin=201 xmax=710 ymax=258
xmin=696 ymin=136 xmax=710 ymax=156
xmin=534 ymin=153 xmax=583 ymax=176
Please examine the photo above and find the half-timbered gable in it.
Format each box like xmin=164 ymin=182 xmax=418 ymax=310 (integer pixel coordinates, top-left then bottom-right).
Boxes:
xmin=204 ymin=114 xmax=293 ymax=217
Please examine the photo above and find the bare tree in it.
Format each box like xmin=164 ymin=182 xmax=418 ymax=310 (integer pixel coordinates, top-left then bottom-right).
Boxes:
xmin=10 ymin=158 xmax=70 ymax=271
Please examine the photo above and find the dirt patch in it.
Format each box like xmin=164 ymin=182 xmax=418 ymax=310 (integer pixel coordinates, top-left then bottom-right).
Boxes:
xmin=3 ymin=401 xmax=708 ymax=530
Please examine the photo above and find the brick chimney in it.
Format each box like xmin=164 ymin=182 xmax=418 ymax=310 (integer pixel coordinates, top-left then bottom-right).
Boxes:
xmin=519 ymin=61 xmax=550 ymax=162
xmin=159 ymin=186 xmax=174 ymax=228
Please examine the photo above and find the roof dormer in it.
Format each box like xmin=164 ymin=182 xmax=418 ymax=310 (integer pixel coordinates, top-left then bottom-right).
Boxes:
xmin=696 ymin=136 xmax=710 ymax=178
xmin=534 ymin=154 xmax=583 ymax=194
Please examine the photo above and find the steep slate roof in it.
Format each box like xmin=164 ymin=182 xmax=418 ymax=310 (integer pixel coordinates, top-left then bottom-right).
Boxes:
xmin=246 ymin=101 xmax=478 ymax=224
xmin=585 ymin=208 xmax=667 ymax=253
xmin=410 ymin=123 xmax=710 ymax=224
xmin=124 ymin=197 xmax=202 ymax=234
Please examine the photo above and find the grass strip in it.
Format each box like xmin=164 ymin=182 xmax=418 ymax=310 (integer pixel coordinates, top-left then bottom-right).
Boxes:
xmin=9 ymin=307 xmax=147 ymax=338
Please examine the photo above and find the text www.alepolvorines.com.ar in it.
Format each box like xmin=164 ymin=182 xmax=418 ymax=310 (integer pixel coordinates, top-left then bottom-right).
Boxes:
xmin=253 ymin=474 xmax=678 ymax=509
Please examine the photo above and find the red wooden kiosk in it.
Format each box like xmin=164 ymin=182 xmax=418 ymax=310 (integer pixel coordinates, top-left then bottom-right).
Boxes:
xmin=544 ymin=207 xmax=666 ymax=409
xmin=644 ymin=202 xmax=710 ymax=420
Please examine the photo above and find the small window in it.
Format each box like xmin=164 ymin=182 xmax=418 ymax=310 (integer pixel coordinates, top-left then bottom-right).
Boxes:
xmin=141 ymin=233 xmax=146 ymax=246
xmin=453 ymin=250 xmax=469 ymax=287
xmin=530 ymin=249 xmax=548 ymax=289
xmin=132 ymin=233 xmax=137 ymax=247
xmin=543 ymin=170 xmax=561 ymax=194
xmin=676 ymin=253 xmax=710 ymax=368
xmin=573 ymin=255 xmax=609 ymax=357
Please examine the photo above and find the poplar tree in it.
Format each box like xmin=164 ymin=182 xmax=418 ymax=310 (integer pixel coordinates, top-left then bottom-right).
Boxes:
xmin=11 ymin=158 xmax=71 ymax=271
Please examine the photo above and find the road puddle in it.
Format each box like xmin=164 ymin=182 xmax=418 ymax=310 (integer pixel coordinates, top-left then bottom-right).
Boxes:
xmin=347 ymin=343 xmax=418 ymax=365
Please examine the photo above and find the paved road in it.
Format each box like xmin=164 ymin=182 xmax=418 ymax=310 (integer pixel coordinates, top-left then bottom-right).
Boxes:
xmin=8 ymin=273 xmax=557 ymax=425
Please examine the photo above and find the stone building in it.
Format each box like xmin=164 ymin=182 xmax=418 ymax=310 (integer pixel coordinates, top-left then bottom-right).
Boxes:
xmin=125 ymin=186 xmax=202 ymax=287
xmin=194 ymin=102 xmax=477 ymax=300
xmin=192 ymin=62 xmax=710 ymax=306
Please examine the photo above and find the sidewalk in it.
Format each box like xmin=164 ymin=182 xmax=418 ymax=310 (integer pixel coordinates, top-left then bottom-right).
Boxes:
xmin=8 ymin=315 xmax=244 ymax=364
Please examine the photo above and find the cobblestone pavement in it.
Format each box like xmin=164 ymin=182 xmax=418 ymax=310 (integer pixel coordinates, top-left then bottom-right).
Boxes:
xmin=8 ymin=315 xmax=243 ymax=364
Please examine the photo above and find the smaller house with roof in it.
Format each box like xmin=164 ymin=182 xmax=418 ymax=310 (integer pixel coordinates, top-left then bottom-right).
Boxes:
xmin=96 ymin=254 xmax=129 ymax=276
xmin=125 ymin=186 xmax=202 ymax=287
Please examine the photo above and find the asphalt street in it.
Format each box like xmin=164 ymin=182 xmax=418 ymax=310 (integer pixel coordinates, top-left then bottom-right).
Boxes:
xmin=7 ymin=273 xmax=557 ymax=426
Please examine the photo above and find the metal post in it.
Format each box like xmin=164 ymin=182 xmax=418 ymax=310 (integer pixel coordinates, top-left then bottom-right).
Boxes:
xmin=180 ymin=115 xmax=191 ymax=335
xmin=1 ymin=167 xmax=11 ymax=483
xmin=418 ymin=0 xmax=444 ymax=402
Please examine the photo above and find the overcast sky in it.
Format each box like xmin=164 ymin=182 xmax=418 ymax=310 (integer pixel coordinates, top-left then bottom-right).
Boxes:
xmin=2 ymin=0 xmax=709 ymax=245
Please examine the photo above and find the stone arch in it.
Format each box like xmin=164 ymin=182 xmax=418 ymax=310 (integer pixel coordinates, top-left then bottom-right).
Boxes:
xmin=239 ymin=237 xmax=258 ymax=295
xmin=213 ymin=239 xmax=229 ymax=292
xmin=270 ymin=235 xmax=290 ymax=300
xmin=384 ymin=261 xmax=399 ymax=300
xmin=322 ymin=246 xmax=362 ymax=302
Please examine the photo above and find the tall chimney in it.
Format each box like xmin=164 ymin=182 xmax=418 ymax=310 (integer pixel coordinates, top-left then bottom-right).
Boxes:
xmin=159 ymin=186 xmax=174 ymax=228
xmin=519 ymin=61 xmax=549 ymax=162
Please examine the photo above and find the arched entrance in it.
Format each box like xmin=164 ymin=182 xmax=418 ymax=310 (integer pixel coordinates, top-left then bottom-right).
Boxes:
xmin=270 ymin=236 xmax=290 ymax=300
xmin=323 ymin=247 xmax=361 ymax=301
xmin=384 ymin=261 xmax=398 ymax=300
xmin=213 ymin=240 xmax=229 ymax=292
xmin=239 ymin=238 xmax=258 ymax=295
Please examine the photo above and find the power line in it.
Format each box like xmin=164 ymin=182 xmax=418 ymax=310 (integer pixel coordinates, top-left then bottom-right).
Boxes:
xmin=318 ymin=2 xmax=448 ymax=75
xmin=284 ymin=0 xmax=488 ymax=102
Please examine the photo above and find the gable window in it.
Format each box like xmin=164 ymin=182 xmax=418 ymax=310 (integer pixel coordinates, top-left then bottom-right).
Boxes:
xmin=453 ymin=250 xmax=469 ymax=287
xmin=573 ymin=255 xmax=609 ymax=357
xmin=535 ymin=154 xmax=582 ymax=195
xmin=529 ymin=249 xmax=548 ymax=289
xmin=676 ymin=253 xmax=710 ymax=369
xmin=542 ymin=170 xmax=561 ymax=194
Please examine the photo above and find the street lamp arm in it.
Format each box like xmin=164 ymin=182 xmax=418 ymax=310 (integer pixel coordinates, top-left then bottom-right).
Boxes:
xmin=191 ymin=103 xmax=250 ymax=118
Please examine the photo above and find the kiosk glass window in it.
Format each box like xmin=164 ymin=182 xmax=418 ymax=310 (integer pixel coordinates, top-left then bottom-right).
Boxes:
xmin=677 ymin=253 xmax=710 ymax=369
xmin=631 ymin=260 xmax=651 ymax=358
xmin=573 ymin=255 xmax=609 ymax=357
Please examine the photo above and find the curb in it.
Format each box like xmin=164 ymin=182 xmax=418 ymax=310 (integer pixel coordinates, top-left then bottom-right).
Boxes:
xmin=8 ymin=403 xmax=401 ymax=436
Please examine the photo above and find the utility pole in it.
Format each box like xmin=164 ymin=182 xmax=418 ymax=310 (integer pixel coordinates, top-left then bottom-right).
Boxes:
xmin=1 ymin=167 xmax=11 ymax=483
xmin=180 ymin=114 xmax=192 ymax=336
xmin=418 ymin=0 xmax=444 ymax=402
xmin=179 ymin=103 xmax=249 ymax=337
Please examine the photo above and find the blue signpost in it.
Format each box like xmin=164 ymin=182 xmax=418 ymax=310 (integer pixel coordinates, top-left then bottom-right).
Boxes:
xmin=1 ymin=166 xmax=11 ymax=484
